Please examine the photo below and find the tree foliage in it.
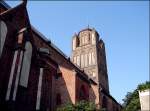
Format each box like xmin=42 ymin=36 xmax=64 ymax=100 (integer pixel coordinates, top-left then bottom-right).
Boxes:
xmin=75 ymin=101 xmax=96 ymax=111
xmin=137 ymin=81 xmax=150 ymax=91
xmin=122 ymin=81 xmax=150 ymax=111
xmin=57 ymin=100 xmax=102 ymax=111
xmin=57 ymin=102 xmax=75 ymax=111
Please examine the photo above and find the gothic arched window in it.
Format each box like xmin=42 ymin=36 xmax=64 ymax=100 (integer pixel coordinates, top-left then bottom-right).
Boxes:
xmin=102 ymin=96 xmax=107 ymax=109
xmin=0 ymin=20 xmax=7 ymax=57
xmin=73 ymin=37 xmax=76 ymax=50
xmin=89 ymin=52 xmax=92 ymax=65
xmin=81 ymin=54 xmax=84 ymax=68
xmin=79 ymin=85 xmax=88 ymax=100
xmin=91 ymin=52 xmax=95 ymax=65
xmin=91 ymin=33 xmax=96 ymax=45
xmin=56 ymin=93 xmax=62 ymax=106
xmin=85 ymin=54 xmax=88 ymax=67
xmin=19 ymin=42 xmax=32 ymax=87
xmin=73 ymin=56 xmax=77 ymax=64
xmin=76 ymin=55 xmax=80 ymax=66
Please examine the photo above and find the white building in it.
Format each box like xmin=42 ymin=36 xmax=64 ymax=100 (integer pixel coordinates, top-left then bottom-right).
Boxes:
xmin=139 ymin=89 xmax=150 ymax=111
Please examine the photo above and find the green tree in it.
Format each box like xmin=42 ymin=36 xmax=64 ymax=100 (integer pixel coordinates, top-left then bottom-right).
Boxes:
xmin=138 ymin=81 xmax=150 ymax=91
xmin=75 ymin=101 xmax=96 ymax=111
xmin=122 ymin=81 xmax=150 ymax=111
xmin=57 ymin=101 xmax=101 ymax=111
xmin=57 ymin=102 xmax=75 ymax=111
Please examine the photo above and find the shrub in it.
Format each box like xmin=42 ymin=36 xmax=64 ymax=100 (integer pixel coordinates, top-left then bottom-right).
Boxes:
xmin=57 ymin=101 xmax=98 ymax=111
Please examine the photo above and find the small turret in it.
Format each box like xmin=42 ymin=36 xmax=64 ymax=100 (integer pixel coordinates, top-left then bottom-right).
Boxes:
xmin=72 ymin=33 xmax=79 ymax=50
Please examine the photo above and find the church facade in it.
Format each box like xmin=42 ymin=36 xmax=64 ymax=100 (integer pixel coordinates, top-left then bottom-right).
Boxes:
xmin=0 ymin=1 xmax=122 ymax=111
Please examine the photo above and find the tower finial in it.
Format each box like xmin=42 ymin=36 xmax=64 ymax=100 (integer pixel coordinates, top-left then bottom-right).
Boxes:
xmin=87 ymin=24 xmax=89 ymax=29
xmin=74 ymin=32 xmax=77 ymax=36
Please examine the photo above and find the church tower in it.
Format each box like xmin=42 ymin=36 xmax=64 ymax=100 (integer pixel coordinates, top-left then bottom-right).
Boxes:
xmin=71 ymin=27 xmax=109 ymax=93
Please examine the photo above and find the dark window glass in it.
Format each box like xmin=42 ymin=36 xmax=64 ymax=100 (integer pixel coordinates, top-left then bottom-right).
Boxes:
xmin=102 ymin=96 xmax=107 ymax=109
xmin=56 ymin=93 xmax=61 ymax=105
xmin=79 ymin=85 xmax=88 ymax=100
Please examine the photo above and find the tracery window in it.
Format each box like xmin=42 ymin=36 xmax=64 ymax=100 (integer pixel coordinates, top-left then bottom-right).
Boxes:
xmin=102 ymin=96 xmax=107 ymax=109
xmin=79 ymin=85 xmax=88 ymax=100
xmin=73 ymin=56 xmax=77 ymax=64
xmin=6 ymin=51 xmax=19 ymax=100
xmin=73 ymin=38 xmax=76 ymax=50
xmin=91 ymin=33 xmax=96 ymax=45
xmin=56 ymin=93 xmax=62 ymax=106
xmin=77 ymin=55 xmax=80 ymax=66
xmin=81 ymin=54 xmax=84 ymax=68
xmin=92 ymin=71 xmax=96 ymax=78
xmin=36 ymin=68 xmax=43 ymax=110
xmin=84 ymin=34 xmax=89 ymax=44
xmin=82 ymin=36 xmax=85 ymax=45
xmin=91 ymin=52 xmax=95 ymax=65
xmin=85 ymin=54 xmax=88 ymax=67
xmin=19 ymin=42 xmax=32 ymax=87
xmin=0 ymin=20 xmax=7 ymax=57
xmin=89 ymin=52 xmax=92 ymax=65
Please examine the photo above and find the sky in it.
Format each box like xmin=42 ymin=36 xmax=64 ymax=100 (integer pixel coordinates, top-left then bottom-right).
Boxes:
xmin=6 ymin=1 xmax=149 ymax=104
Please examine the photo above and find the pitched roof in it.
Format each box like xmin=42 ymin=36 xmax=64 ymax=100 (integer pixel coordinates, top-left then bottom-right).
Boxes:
xmin=0 ymin=1 xmax=97 ymax=85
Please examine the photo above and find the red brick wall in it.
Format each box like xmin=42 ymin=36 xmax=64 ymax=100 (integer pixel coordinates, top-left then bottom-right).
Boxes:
xmin=89 ymin=84 xmax=100 ymax=108
xmin=76 ymin=74 xmax=90 ymax=102
xmin=52 ymin=67 xmax=76 ymax=110
xmin=100 ymin=92 xmax=122 ymax=111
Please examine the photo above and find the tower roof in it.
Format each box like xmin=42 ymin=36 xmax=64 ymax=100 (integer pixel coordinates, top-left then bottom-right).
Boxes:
xmin=77 ymin=27 xmax=99 ymax=37
xmin=78 ymin=27 xmax=92 ymax=34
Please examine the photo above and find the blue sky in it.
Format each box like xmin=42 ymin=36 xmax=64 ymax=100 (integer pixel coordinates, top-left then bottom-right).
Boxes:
xmin=6 ymin=1 xmax=149 ymax=104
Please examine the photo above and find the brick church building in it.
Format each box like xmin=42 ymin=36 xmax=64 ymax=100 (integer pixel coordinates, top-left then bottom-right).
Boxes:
xmin=0 ymin=1 xmax=122 ymax=111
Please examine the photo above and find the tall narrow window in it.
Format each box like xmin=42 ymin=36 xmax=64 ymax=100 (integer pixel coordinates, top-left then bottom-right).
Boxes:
xmin=79 ymin=85 xmax=88 ymax=100
xmin=6 ymin=51 xmax=19 ymax=100
xmin=73 ymin=56 xmax=77 ymax=64
xmin=91 ymin=33 xmax=96 ymax=45
xmin=82 ymin=36 xmax=85 ymax=45
xmin=102 ymin=96 xmax=107 ymax=109
xmin=73 ymin=38 xmax=76 ymax=50
xmin=91 ymin=52 xmax=95 ymax=65
xmin=81 ymin=54 xmax=84 ymax=68
xmin=19 ymin=42 xmax=32 ymax=87
xmin=92 ymin=71 xmax=96 ymax=79
xmin=0 ymin=20 xmax=7 ymax=57
xmin=85 ymin=54 xmax=88 ymax=67
xmin=85 ymin=35 xmax=88 ymax=44
xmin=77 ymin=55 xmax=80 ymax=66
xmin=13 ymin=51 xmax=23 ymax=101
xmin=89 ymin=53 xmax=92 ymax=65
xmin=36 ymin=68 xmax=43 ymax=110
xmin=56 ymin=93 xmax=62 ymax=106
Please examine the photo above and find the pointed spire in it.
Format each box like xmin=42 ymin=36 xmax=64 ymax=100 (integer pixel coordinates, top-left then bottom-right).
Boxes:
xmin=73 ymin=32 xmax=77 ymax=39
xmin=74 ymin=32 xmax=77 ymax=36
